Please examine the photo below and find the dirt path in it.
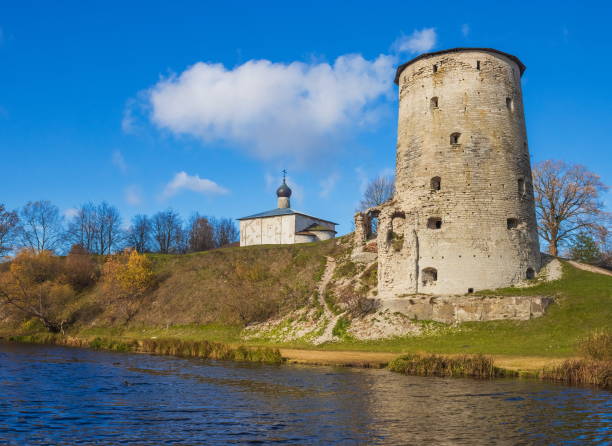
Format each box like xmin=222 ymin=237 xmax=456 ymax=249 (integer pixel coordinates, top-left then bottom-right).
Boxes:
xmin=279 ymin=348 xmax=570 ymax=373
xmin=312 ymin=257 xmax=346 ymax=345
xmin=568 ymin=260 xmax=612 ymax=277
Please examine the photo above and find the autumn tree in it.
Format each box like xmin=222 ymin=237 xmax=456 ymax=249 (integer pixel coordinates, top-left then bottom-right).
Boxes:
xmin=187 ymin=214 xmax=215 ymax=252
xmin=0 ymin=204 xmax=19 ymax=256
xmin=357 ymin=175 xmax=395 ymax=211
xmin=101 ymin=249 xmax=155 ymax=323
xmin=533 ymin=160 xmax=610 ymax=256
xmin=0 ymin=250 xmax=74 ymax=333
xmin=16 ymin=201 xmax=64 ymax=253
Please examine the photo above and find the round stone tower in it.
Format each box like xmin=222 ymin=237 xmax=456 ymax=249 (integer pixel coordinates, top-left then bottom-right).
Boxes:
xmin=375 ymin=48 xmax=540 ymax=296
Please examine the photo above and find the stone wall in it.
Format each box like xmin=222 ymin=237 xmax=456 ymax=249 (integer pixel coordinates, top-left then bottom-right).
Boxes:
xmin=379 ymin=295 xmax=553 ymax=323
xmin=358 ymin=48 xmax=541 ymax=297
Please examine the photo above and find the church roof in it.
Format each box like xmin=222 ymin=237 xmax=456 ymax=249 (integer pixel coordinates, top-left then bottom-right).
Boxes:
xmin=238 ymin=208 xmax=338 ymax=225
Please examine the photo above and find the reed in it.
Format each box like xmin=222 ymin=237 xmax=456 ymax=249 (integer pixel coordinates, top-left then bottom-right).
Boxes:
xmin=540 ymin=359 xmax=611 ymax=390
xmin=388 ymin=353 xmax=516 ymax=379
xmin=577 ymin=330 xmax=611 ymax=361
xmin=9 ymin=334 xmax=284 ymax=364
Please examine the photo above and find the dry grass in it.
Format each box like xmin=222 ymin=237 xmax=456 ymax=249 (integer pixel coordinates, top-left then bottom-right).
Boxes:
xmin=9 ymin=333 xmax=284 ymax=364
xmin=388 ymin=353 xmax=516 ymax=378
xmin=540 ymin=359 xmax=611 ymax=390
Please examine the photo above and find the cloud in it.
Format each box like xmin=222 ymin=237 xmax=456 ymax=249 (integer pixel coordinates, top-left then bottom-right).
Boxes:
xmin=320 ymin=172 xmax=340 ymax=198
xmin=162 ymin=171 xmax=228 ymax=199
xmin=112 ymin=150 xmax=127 ymax=173
xmin=125 ymin=185 xmax=142 ymax=205
xmin=63 ymin=208 xmax=79 ymax=219
xmin=145 ymin=54 xmax=395 ymax=161
xmin=461 ymin=24 xmax=470 ymax=37
xmin=393 ymin=28 xmax=437 ymax=54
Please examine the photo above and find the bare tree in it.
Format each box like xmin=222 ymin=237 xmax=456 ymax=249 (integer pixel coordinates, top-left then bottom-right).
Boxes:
xmin=215 ymin=217 xmax=239 ymax=247
xmin=16 ymin=201 xmax=64 ymax=253
xmin=0 ymin=204 xmax=19 ymax=256
xmin=152 ymin=209 xmax=183 ymax=254
xmin=357 ymin=175 xmax=395 ymax=211
xmin=126 ymin=214 xmax=152 ymax=253
xmin=187 ymin=214 xmax=216 ymax=252
xmin=533 ymin=160 xmax=610 ymax=256
xmin=65 ymin=203 xmax=98 ymax=253
xmin=95 ymin=202 xmax=122 ymax=255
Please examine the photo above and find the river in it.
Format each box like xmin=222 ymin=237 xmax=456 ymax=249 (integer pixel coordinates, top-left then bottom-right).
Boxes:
xmin=0 ymin=342 xmax=610 ymax=445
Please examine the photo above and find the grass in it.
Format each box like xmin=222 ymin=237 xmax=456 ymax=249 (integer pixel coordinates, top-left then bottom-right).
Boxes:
xmin=388 ymin=353 xmax=516 ymax=378
xmin=540 ymin=359 xmax=611 ymax=390
xmin=307 ymin=263 xmax=611 ymax=357
xmin=8 ymin=332 xmax=283 ymax=364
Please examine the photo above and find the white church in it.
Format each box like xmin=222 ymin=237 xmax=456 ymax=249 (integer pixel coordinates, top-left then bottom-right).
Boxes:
xmin=238 ymin=174 xmax=337 ymax=246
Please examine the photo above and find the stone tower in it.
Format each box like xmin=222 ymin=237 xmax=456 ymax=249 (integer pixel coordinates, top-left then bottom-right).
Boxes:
xmin=355 ymin=48 xmax=541 ymax=296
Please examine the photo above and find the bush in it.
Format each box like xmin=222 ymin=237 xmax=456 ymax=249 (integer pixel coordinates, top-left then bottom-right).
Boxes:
xmin=541 ymin=359 xmax=611 ymax=390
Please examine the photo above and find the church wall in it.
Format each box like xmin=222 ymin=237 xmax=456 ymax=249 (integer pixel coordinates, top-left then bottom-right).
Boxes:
xmin=239 ymin=215 xmax=296 ymax=246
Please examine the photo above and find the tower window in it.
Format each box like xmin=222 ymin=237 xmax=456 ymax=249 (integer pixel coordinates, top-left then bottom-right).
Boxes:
xmin=526 ymin=267 xmax=535 ymax=280
xmin=433 ymin=64 xmax=438 ymax=73
xmin=506 ymin=97 xmax=514 ymax=111
xmin=450 ymin=133 xmax=461 ymax=145
xmin=507 ymin=218 xmax=519 ymax=229
xmin=430 ymin=97 xmax=438 ymax=109
xmin=430 ymin=176 xmax=441 ymax=191
xmin=518 ymin=178 xmax=526 ymax=196
xmin=422 ymin=268 xmax=438 ymax=285
xmin=476 ymin=60 xmax=480 ymax=70
xmin=427 ymin=217 xmax=442 ymax=229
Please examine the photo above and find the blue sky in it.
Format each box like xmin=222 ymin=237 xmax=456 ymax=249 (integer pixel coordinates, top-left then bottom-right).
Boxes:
xmin=1 ymin=0 xmax=611 ymax=235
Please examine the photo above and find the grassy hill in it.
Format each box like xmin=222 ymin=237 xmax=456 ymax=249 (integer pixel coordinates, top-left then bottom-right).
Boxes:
xmin=2 ymin=238 xmax=610 ymax=362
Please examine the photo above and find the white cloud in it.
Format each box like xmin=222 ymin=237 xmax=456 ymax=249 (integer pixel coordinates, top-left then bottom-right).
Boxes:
xmin=63 ymin=208 xmax=79 ymax=219
xmin=162 ymin=171 xmax=228 ymax=199
xmin=112 ymin=150 xmax=127 ymax=173
xmin=394 ymin=28 xmax=437 ymax=54
xmin=320 ymin=172 xmax=340 ymax=198
xmin=355 ymin=167 xmax=369 ymax=193
xmin=146 ymin=54 xmax=395 ymax=161
xmin=461 ymin=24 xmax=470 ymax=37
xmin=125 ymin=185 xmax=142 ymax=205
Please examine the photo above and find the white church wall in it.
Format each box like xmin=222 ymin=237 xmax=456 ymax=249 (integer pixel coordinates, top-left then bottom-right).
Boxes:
xmin=240 ymin=215 xmax=297 ymax=246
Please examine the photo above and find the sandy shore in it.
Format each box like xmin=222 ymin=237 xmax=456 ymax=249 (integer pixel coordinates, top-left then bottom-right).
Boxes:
xmin=279 ymin=348 xmax=570 ymax=373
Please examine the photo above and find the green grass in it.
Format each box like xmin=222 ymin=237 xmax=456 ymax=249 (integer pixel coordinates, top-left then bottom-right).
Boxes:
xmin=313 ymin=263 xmax=611 ymax=357
xmin=389 ymin=353 xmax=516 ymax=378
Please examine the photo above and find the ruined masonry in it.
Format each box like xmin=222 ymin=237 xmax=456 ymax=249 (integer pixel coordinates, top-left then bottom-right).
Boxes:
xmin=354 ymin=48 xmax=541 ymax=298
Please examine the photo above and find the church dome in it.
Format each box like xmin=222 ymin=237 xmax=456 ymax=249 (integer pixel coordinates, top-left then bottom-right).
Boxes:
xmin=276 ymin=180 xmax=292 ymax=198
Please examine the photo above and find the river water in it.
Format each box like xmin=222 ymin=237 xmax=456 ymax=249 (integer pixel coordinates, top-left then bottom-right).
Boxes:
xmin=0 ymin=342 xmax=610 ymax=445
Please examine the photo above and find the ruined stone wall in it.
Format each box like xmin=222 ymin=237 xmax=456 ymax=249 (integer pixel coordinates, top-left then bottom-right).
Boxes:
xmin=375 ymin=49 xmax=540 ymax=296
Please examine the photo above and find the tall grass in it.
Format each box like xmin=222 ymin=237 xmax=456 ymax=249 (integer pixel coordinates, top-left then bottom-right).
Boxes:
xmin=388 ymin=353 xmax=516 ymax=378
xmin=9 ymin=334 xmax=284 ymax=364
xmin=540 ymin=360 xmax=611 ymax=390
xmin=578 ymin=330 xmax=611 ymax=361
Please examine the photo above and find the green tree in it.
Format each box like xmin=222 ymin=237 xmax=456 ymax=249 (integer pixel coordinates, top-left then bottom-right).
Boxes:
xmin=568 ymin=232 xmax=602 ymax=264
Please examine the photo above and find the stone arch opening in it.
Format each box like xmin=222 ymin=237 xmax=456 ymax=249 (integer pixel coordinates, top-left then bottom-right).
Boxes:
xmin=430 ymin=176 xmax=441 ymax=191
xmin=507 ymin=218 xmax=519 ymax=230
xmin=433 ymin=64 xmax=438 ymax=73
xmin=518 ymin=178 xmax=525 ymax=196
xmin=506 ymin=97 xmax=514 ymax=111
xmin=422 ymin=267 xmax=437 ymax=286
xmin=366 ymin=210 xmax=380 ymax=240
xmin=450 ymin=133 xmax=461 ymax=145
xmin=476 ymin=60 xmax=480 ymax=70
xmin=427 ymin=217 xmax=442 ymax=229
xmin=526 ymin=267 xmax=535 ymax=280
xmin=468 ymin=288 xmax=474 ymax=294
xmin=430 ymin=97 xmax=438 ymax=109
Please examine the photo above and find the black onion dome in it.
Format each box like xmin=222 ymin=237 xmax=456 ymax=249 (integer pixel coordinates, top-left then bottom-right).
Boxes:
xmin=276 ymin=180 xmax=292 ymax=198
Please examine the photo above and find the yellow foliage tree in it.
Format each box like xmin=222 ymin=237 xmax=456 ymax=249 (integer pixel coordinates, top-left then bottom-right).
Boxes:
xmin=101 ymin=249 xmax=155 ymax=323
